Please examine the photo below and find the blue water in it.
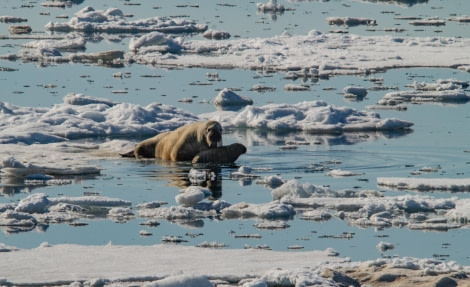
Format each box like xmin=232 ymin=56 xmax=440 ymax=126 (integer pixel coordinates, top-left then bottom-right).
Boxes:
xmin=1 ymin=0 xmax=470 ymax=265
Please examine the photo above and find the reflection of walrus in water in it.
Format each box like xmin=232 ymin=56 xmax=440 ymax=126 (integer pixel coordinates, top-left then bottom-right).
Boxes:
xmin=121 ymin=120 xmax=246 ymax=163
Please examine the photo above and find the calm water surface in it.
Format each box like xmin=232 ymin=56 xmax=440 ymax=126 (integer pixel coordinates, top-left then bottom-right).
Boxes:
xmin=1 ymin=0 xmax=470 ymax=265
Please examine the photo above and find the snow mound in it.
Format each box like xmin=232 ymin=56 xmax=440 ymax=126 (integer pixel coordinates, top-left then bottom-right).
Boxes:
xmin=129 ymin=31 xmax=182 ymax=53
xmin=205 ymin=101 xmax=413 ymax=132
xmin=212 ymin=88 xmax=253 ymax=107
xmin=175 ymin=186 xmax=212 ymax=207
xmin=0 ymin=95 xmax=198 ymax=144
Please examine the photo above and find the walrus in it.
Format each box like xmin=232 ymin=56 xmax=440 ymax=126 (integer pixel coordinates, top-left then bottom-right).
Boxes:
xmin=192 ymin=143 xmax=247 ymax=164
xmin=121 ymin=120 xmax=224 ymax=161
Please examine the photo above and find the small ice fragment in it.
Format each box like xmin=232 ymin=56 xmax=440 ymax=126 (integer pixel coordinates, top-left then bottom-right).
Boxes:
xmin=175 ymin=186 xmax=211 ymax=207
xmin=376 ymin=241 xmax=394 ymax=251
xmin=139 ymin=230 xmax=153 ymax=236
xmin=188 ymin=168 xmax=207 ymax=183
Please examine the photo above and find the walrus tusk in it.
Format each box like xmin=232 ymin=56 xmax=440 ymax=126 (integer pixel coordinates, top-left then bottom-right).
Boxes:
xmin=192 ymin=143 xmax=246 ymax=164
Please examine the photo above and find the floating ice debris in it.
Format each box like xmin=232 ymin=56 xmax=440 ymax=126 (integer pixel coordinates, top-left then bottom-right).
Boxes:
xmin=406 ymin=79 xmax=469 ymax=90
xmin=234 ymin=233 xmax=262 ymax=239
xmin=1 ymin=157 xmax=101 ymax=177
xmin=221 ymin=201 xmax=295 ymax=219
xmin=205 ymin=101 xmax=413 ymax=133
xmin=139 ymin=230 xmax=152 ymax=236
xmin=327 ymin=17 xmax=377 ymax=26
xmin=203 ymin=30 xmax=231 ymax=40
xmin=68 ymin=50 xmax=124 ymax=64
xmin=409 ymin=19 xmax=446 ymax=26
xmin=255 ymin=175 xmax=286 ymax=188
xmin=1 ymin=210 xmax=37 ymax=226
xmin=326 ymin=169 xmax=363 ymax=177
xmin=256 ymin=0 xmax=285 ymax=13
xmin=45 ymin=6 xmax=208 ymax=34
xmin=15 ymin=193 xmax=49 ymax=214
xmin=0 ymin=16 xmax=28 ymax=23
xmin=377 ymin=177 xmax=470 ymax=192
xmin=128 ymin=31 xmax=182 ymax=53
xmin=135 ymin=201 xmax=166 ymax=209
xmin=212 ymin=88 xmax=253 ymax=107
xmin=188 ymin=168 xmax=216 ymax=184
xmin=271 ymin=179 xmax=334 ymax=200
xmin=49 ymin=196 xmax=131 ymax=208
xmin=41 ymin=1 xmax=67 ymax=7
xmin=193 ymin=200 xmax=231 ymax=213
xmin=284 ymin=84 xmax=310 ymax=91
xmin=376 ymin=241 xmax=394 ymax=252
xmin=251 ymin=84 xmax=276 ymax=92
xmin=229 ymin=166 xmax=260 ymax=179
xmin=8 ymin=25 xmax=31 ymax=34
xmin=161 ymin=236 xmax=188 ymax=243
xmin=175 ymin=186 xmax=212 ymax=207
xmin=301 ymin=210 xmax=333 ymax=221
xmin=377 ymin=90 xmax=470 ymax=106
xmin=108 ymin=207 xmax=134 ymax=217
xmin=287 ymin=245 xmax=304 ymax=250
xmin=343 ymin=85 xmax=367 ymax=98
xmin=254 ymin=220 xmax=290 ymax=230
xmin=138 ymin=206 xmax=205 ymax=221
xmin=139 ymin=220 xmax=160 ymax=227
xmin=22 ymin=38 xmax=86 ymax=51
xmin=63 ymin=93 xmax=116 ymax=107
xmin=448 ymin=15 xmax=470 ymax=23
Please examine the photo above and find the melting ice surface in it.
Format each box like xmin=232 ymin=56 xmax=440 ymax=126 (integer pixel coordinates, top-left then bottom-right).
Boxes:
xmin=1 ymin=0 xmax=470 ymax=286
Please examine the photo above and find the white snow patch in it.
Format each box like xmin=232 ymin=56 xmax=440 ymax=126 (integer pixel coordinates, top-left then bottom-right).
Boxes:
xmin=212 ymin=88 xmax=253 ymax=107
xmin=175 ymin=186 xmax=212 ymax=207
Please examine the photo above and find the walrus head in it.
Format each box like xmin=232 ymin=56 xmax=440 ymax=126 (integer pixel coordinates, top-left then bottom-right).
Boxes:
xmin=204 ymin=120 xmax=223 ymax=148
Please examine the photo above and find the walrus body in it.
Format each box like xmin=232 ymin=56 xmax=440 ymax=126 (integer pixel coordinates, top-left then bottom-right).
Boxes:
xmin=192 ymin=143 xmax=247 ymax=164
xmin=122 ymin=120 xmax=224 ymax=161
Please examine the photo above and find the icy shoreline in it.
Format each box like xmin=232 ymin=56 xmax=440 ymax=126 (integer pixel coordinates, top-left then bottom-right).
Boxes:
xmin=1 ymin=242 xmax=468 ymax=287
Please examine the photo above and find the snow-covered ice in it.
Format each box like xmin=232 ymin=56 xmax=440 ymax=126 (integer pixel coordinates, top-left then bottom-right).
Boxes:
xmin=45 ymin=6 xmax=207 ymax=34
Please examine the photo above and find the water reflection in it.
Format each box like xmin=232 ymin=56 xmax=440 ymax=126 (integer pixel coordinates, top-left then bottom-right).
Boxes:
xmin=353 ymin=0 xmax=429 ymax=7
xmin=228 ymin=127 xmax=413 ymax=147
xmin=0 ymin=174 xmax=100 ymax=196
xmin=141 ymin=158 xmax=243 ymax=199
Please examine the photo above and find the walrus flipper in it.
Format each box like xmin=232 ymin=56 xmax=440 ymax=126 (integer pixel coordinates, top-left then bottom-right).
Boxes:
xmin=119 ymin=150 xmax=136 ymax=157
xmin=192 ymin=143 xmax=247 ymax=164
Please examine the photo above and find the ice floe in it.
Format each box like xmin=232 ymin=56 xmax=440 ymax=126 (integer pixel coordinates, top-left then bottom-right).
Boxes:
xmin=0 ymin=94 xmax=412 ymax=148
xmin=204 ymin=101 xmax=412 ymax=132
xmin=1 ymin=156 xmax=100 ymax=178
xmin=175 ymin=186 xmax=212 ymax=207
xmin=0 ymin=94 xmax=198 ymax=144
xmin=377 ymin=177 xmax=470 ymax=192
xmin=212 ymin=88 xmax=254 ymax=109
xmin=45 ymin=6 xmax=207 ymax=34
xmin=128 ymin=31 xmax=182 ymax=53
